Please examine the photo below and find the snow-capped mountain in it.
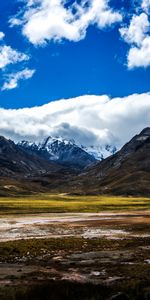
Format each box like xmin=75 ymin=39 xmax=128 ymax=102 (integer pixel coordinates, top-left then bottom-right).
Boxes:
xmin=40 ymin=136 xmax=76 ymax=161
xmin=80 ymin=144 xmax=117 ymax=160
xmin=18 ymin=136 xmax=117 ymax=169
xmin=18 ymin=136 xmax=96 ymax=169
xmin=18 ymin=136 xmax=117 ymax=166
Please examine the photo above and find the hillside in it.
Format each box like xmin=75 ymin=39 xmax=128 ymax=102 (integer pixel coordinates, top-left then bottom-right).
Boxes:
xmin=68 ymin=128 xmax=150 ymax=196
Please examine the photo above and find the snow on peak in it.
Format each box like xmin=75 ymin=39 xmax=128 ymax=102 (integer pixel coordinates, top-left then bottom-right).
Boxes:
xmin=81 ymin=144 xmax=117 ymax=160
xmin=41 ymin=136 xmax=75 ymax=148
xmin=18 ymin=136 xmax=117 ymax=162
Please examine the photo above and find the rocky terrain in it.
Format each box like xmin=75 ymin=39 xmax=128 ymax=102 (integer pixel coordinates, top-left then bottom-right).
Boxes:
xmin=0 ymin=210 xmax=149 ymax=300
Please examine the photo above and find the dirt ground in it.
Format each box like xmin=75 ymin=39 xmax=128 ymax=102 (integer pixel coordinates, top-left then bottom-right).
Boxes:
xmin=0 ymin=211 xmax=150 ymax=300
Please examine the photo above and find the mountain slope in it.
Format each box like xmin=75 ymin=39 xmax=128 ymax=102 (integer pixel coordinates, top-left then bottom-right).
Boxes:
xmin=0 ymin=136 xmax=70 ymax=177
xmin=0 ymin=136 xmax=77 ymax=195
xmin=69 ymin=128 xmax=150 ymax=196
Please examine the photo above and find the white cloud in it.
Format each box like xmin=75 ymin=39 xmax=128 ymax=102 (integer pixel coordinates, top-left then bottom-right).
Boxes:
xmin=142 ymin=0 xmax=150 ymax=12
xmin=128 ymin=36 xmax=150 ymax=68
xmin=2 ymin=68 xmax=35 ymax=90
xmin=119 ymin=13 xmax=149 ymax=46
xmin=0 ymin=93 xmax=149 ymax=149
xmin=0 ymin=32 xmax=5 ymax=40
xmin=0 ymin=34 xmax=33 ymax=90
xmin=0 ymin=45 xmax=29 ymax=69
xmin=119 ymin=10 xmax=150 ymax=69
xmin=10 ymin=0 xmax=122 ymax=45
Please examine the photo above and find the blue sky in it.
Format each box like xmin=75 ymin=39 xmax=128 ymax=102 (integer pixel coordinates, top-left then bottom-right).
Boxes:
xmin=0 ymin=0 xmax=150 ymax=109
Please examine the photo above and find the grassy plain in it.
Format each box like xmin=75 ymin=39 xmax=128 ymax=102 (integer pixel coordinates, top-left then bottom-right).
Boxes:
xmin=0 ymin=193 xmax=150 ymax=215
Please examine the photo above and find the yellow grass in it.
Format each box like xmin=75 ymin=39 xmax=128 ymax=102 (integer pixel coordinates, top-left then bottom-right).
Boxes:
xmin=0 ymin=194 xmax=150 ymax=215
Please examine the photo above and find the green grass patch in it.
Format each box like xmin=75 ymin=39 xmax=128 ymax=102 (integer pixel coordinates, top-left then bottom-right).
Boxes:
xmin=0 ymin=194 xmax=150 ymax=215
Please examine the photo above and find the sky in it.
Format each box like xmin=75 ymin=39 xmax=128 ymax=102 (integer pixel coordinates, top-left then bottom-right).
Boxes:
xmin=0 ymin=0 xmax=150 ymax=147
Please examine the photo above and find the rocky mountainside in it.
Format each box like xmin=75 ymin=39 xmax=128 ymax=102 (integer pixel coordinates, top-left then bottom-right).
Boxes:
xmin=18 ymin=136 xmax=96 ymax=169
xmin=0 ymin=136 xmax=77 ymax=195
xmin=0 ymin=136 xmax=73 ymax=177
xmin=68 ymin=128 xmax=150 ymax=196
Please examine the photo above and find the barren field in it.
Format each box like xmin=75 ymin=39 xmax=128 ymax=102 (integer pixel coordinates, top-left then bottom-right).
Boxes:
xmin=0 ymin=195 xmax=150 ymax=300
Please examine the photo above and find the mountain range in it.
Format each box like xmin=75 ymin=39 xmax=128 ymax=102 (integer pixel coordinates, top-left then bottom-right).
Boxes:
xmin=0 ymin=127 xmax=149 ymax=196
xmin=18 ymin=136 xmax=96 ymax=169
xmin=17 ymin=136 xmax=117 ymax=164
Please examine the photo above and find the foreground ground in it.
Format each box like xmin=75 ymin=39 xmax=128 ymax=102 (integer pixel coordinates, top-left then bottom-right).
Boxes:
xmin=0 ymin=194 xmax=150 ymax=300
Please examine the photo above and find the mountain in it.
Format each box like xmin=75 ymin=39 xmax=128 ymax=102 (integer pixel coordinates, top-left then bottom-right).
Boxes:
xmin=0 ymin=136 xmax=77 ymax=195
xmin=81 ymin=144 xmax=117 ymax=160
xmin=0 ymin=136 xmax=69 ymax=177
xmin=18 ymin=136 xmax=96 ymax=169
xmin=0 ymin=128 xmax=150 ymax=196
xmin=68 ymin=128 xmax=150 ymax=196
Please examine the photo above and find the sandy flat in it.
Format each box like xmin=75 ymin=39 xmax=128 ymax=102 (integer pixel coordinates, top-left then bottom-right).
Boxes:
xmin=0 ymin=211 xmax=149 ymax=242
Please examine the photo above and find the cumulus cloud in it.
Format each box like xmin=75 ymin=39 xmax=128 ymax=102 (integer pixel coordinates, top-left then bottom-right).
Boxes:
xmin=0 ymin=45 xmax=29 ymax=69
xmin=2 ymin=68 xmax=35 ymax=90
xmin=10 ymin=0 xmax=122 ymax=45
xmin=120 ymin=8 xmax=150 ymax=68
xmin=0 ymin=93 xmax=150 ymax=149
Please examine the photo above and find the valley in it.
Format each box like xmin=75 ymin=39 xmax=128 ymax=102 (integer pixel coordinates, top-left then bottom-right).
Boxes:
xmin=1 ymin=1 xmax=150 ymax=298
xmin=0 ymin=129 xmax=150 ymax=299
